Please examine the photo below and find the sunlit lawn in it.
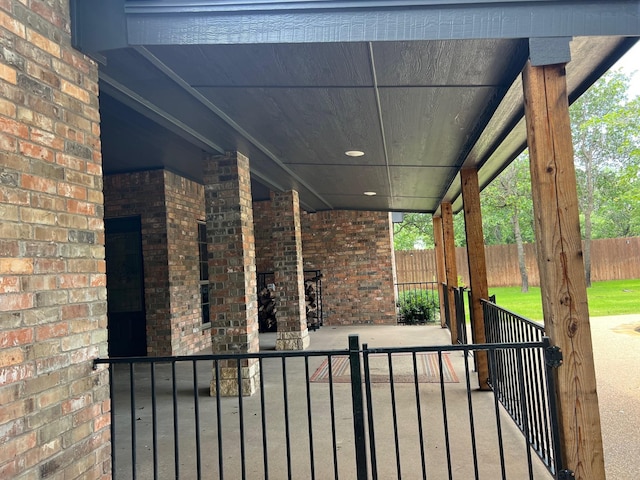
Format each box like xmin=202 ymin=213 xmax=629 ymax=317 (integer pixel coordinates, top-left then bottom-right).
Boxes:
xmin=488 ymin=279 xmax=640 ymax=321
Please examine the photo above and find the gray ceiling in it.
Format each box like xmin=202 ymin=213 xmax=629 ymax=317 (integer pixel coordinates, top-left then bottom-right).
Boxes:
xmin=73 ymin=1 xmax=640 ymax=213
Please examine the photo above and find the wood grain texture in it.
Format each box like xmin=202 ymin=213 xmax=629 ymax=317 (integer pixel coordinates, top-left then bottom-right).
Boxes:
xmin=460 ymin=168 xmax=489 ymax=390
xmin=432 ymin=215 xmax=448 ymax=328
xmin=441 ymin=202 xmax=458 ymax=345
xmin=522 ymin=61 xmax=606 ymax=480
xmin=152 ymin=43 xmax=374 ymax=87
xmin=379 ymin=86 xmax=499 ymax=167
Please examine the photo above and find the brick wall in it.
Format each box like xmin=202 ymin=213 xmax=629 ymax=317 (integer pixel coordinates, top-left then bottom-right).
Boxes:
xmin=164 ymin=171 xmax=211 ymax=355
xmin=0 ymin=1 xmax=110 ymax=478
xmin=255 ymin=203 xmax=397 ymax=325
xmin=104 ymin=170 xmax=170 ymax=355
xmin=104 ymin=169 xmax=211 ymax=356
xmin=254 ymin=200 xmax=273 ymax=273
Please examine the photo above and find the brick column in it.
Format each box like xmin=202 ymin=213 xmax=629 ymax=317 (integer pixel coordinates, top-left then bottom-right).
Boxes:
xmin=272 ymin=191 xmax=310 ymax=350
xmin=204 ymin=152 xmax=259 ymax=396
xmin=0 ymin=1 xmax=110 ymax=477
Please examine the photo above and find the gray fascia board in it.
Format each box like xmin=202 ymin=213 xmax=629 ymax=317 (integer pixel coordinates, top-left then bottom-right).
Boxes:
xmin=72 ymin=1 xmax=640 ymax=52
xmin=123 ymin=1 xmax=640 ymax=47
xmin=122 ymin=0 xmax=632 ymax=15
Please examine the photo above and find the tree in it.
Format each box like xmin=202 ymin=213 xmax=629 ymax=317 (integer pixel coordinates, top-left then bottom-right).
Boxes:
xmin=393 ymin=213 xmax=434 ymax=250
xmin=481 ymin=153 xmax=534 ymax=291
xmin=393 ymin=212 xmax=466 ymax=250
xmin=570 ymin=70 xmax=640 ymax=285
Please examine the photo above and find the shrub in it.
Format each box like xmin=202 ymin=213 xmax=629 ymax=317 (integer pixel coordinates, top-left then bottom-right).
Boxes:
xmin=397 ymin=290 xmax=438 ymax=324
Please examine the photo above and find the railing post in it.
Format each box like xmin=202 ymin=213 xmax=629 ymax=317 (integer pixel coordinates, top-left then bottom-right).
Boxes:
xmin=543 ymin=337 xmax=575 ymax=479
xmin=442 ymin=284 xmax=451 ymax=330
xmin=349 ymin=335 xmax=368 ymax=480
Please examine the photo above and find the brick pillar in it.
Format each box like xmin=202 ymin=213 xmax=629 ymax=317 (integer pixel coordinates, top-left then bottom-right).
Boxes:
xmin=204 ymin=152 xmax=259 ymax=396
xmin=0 ymin=1 xmax=110 ymax=477
xmin=272 ymin=190 xmax=310 ymax=350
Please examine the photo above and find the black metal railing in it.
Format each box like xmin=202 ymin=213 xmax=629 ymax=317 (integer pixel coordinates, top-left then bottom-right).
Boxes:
xmin=394 ymin=281 xmax=439 ymax=324
xmin=454 ymin=286 xmax=468 ymax=345
xmin=441 ymin=284 xmax=469 ymax=345
xmin=95 ymin=334 xmax=561 ymax=480
xmin=441 ymin=282 xmax=451 ymax=330
xmin=482 ymin=300 xmax=563 ymax=477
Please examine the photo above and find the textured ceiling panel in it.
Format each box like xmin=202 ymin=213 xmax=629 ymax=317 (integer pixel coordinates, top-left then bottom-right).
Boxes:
xmin=149 ymin=43 xmax=374 ymax=87
xmin=389 ymin=166 xmax=456 ymax=199
xmin=195 ymin=86 xmax=386 ymax=166
xmin=372 ymin=39 xmax=525 ymax=87
xmin=287 ymin=164 xmax=391 ymax=197
xmin=379 ymin=86 xmax=502 ymax=167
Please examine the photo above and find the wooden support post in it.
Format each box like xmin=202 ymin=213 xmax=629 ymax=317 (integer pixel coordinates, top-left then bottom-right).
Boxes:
xmin=432 ymin=215 xmax=448 ymax=328
xmin=522 ymin=61 xmax=606 ymax=480
xmin=460 ymin=168 xmax=490 ymax=390
xmin=441 ymin=202 xmax=458 ymax=344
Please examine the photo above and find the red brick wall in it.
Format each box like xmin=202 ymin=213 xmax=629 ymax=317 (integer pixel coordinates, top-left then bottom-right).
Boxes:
xmin=104 ymin=170 xmax=171 ymax=355
xmin=104 ymin=170 xmax=211 ymax=356
xmin=0 ymin=1 xmax=111 ymax=478
xmin=254 ymin=200 xmax=274 ymax=273
xmin=255 ymin=203 xmax=397 ymax=325
xmin=164 ymin=171 xmax=211 ymax=355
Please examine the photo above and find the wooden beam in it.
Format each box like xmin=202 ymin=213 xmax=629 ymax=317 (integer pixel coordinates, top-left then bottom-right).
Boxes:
xmin=522 ymin=61 xmax=606 ymax=480
xmin=432 ymin=215 xmax=447 ymax=328
xmin=441 ymin=202 xmax=458 ymax=344
xmin=460 ymin=168 xmax=490 ymax=390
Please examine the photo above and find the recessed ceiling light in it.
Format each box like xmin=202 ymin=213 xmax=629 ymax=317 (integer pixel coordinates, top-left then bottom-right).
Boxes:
xmin=363 ymin=191 xmax=377 ymax=196
xmin=345 ymin=150 xmax=365 ymax=157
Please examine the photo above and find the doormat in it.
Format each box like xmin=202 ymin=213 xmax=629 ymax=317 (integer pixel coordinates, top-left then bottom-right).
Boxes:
xmin=310 ymin=353 xmax=458 ymax=384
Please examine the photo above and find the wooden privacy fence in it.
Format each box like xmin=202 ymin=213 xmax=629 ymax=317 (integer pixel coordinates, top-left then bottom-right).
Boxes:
xmin=395 ymin=236 xmax=640 ymax=287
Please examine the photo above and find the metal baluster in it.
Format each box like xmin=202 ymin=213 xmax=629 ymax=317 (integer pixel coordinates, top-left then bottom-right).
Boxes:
xmin=412 ymin=352 xmax=427 ymax=480
xmin=304 ymin=356 xmax=316 ymax=480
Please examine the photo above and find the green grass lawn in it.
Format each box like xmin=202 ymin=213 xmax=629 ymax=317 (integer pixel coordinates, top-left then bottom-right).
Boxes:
xmin=488 ymin=278 xmax=640 ymax=321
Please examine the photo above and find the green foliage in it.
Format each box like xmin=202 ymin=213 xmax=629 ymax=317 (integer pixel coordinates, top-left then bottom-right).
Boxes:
xmin=393 ymin=212 xmax=467 ymax=250
xmin=397 ymin=290 xmax=438 ymax=324
xmin=481 ymin=153 xmax=535 ymax=245
xmin=571 ymin=70 xmax=640 ymax=240
xmin=393 ymin=213 xmax=434 ymax=250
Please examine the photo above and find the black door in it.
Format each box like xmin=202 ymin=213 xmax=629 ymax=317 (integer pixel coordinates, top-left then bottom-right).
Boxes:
xmin=105 ymin=216 xmax=147 ymax=357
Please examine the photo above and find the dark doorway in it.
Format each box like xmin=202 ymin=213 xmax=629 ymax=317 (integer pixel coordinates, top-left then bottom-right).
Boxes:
xmin=105 ymin=216 xmax=147 ymax=357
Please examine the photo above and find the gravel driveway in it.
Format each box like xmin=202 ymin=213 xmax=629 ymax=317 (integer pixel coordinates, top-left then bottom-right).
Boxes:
xmin=591 ymin=314 xmax=640 ymax=480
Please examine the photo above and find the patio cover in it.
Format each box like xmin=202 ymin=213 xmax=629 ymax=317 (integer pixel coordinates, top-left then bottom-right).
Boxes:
xmin=71 ymin=0 xmax=640 ymax=213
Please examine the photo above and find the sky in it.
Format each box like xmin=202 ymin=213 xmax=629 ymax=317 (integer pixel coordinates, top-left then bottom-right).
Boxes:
xmin=611 ymin=41 xmax=640 ymax=99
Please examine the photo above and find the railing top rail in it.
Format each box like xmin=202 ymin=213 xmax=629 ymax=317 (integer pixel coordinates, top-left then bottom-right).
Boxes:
xmin=93 ymin=339 xmax=549 ymax=366
xmin=363 ymin=340 xmax=546 ymax=355
xmin=93 ymin=347 xmax=350 ymax=366
xmin=394 ymin=281 xmax=438 ymax=286
xmin=481 ymin=298 xmax=545 ymax=332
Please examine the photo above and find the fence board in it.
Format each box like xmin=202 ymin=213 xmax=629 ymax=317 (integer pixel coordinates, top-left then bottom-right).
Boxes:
xmin=395 ymin=237 xmax=640 ymax=287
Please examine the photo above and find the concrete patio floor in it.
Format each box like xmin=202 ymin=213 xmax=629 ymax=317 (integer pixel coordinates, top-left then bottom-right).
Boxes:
xmin=109 ymin=324 xmax=555 ymax=479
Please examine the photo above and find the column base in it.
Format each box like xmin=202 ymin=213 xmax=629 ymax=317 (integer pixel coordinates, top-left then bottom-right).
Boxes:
xmin=210 ymin=361 xmax=259 ymax=397
xmin=275 ymin=330 xmax=310 ymax=350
